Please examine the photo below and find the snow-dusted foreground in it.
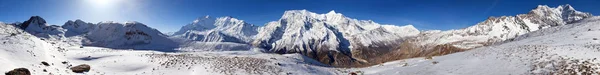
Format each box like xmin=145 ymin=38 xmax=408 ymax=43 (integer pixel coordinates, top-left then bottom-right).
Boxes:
xmin=0 ymin=34 xmax=341 ymax=75
xmin=61 ymin=47 xmax=341 ymax=75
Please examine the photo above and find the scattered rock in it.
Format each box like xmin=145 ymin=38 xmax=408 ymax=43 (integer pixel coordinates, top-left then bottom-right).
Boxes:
xmin=80 ymin=46 xmax=84 ymax=48
xmin=348 ymin=71 xmax=363 ymax=75
xmin=70 ymin=64 xmax=91 ymax=73
xmin=593 ymin=38 xmax=598 ymax=40
xmin=425 ymin=56 xmax=433 ymax=60
xmin=432 ymin=61 xmax=439 ymax=64
xmin=5 ymin=68 xmax=30 ymax=75
xmin=349 ymin=72 xmax=357 ymax=75
xmin=41 ymin=61 xmax=50 ymax=66
xmin=10 ymin=33 xmax=17 ymax=36
xmin=42 ymin=69 xmax=47 ymax=72
xmin=61 ymin=61 xmax=68 ymax=64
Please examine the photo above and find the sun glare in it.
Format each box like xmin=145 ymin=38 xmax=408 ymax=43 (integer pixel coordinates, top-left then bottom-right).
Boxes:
xmin=86 ymin=0 xmax=120 ymax=8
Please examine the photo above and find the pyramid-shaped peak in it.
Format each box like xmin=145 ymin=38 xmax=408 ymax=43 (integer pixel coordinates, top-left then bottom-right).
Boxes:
xmin=534 ymin=5 xmax=552 ymax=10
xmin=327 ymin=10 xmax=337 ymax=14
xmin=26 ymin=16 xmax=47 ymax=24
xmin=559 ymin=4 xmax=575 ymax=10
xmin=204 ymin=15 xmax=211 ymax=18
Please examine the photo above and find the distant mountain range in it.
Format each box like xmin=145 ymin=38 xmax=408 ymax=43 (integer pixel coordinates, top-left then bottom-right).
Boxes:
xmin=3 ymin=4 xmax=592 ymax=67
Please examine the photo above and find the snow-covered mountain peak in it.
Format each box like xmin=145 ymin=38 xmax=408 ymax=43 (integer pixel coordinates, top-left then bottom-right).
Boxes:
xmin=172 ymin=17 xmax=217 ymax=35
xmin=66 ymin=19 xmax=86 ymax=24
xmin=193 ymin=15 xmax=214 ymax=23
xmin=124 ymin=21 xmax=148 ymax=26
xmin=171 ymin=15 xmax=259 ymax=43
xmin=18 ymin=16 xmax=68 ymax=38
xmin=528 ymin=4 xmax=591 ymax=23
xmin=214 ymin=16 xmax=249 ymax=27
xmin=558 ymin=4 xmax=574 ymax=10
xmin=281 ymin=10 xmax=346 ymax=22
xmin=63 ymin=19 xmax=94 ymax=36
xmin=327 ymin=10 xmax=337 ymax=14
xmin=281 ymin=10 xmax=323 ymax=20
xmin=27 ymin=16 xmax=46 ymax=24
xmin=20 ymin=16 xmax=47 ymax=29
xmin=124 ymin=21 xmax=158 ymax=31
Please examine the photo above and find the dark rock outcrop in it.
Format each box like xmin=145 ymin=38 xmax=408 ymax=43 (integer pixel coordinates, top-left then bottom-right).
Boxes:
xmin=70 ymin=64 xmax=91 ymax=73
xmin=5 ymin=68 xmax=30 ymax=75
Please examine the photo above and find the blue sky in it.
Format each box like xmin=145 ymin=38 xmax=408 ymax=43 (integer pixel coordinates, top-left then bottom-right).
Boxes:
xmin=0 ymin=0 xmax=598 ymax=32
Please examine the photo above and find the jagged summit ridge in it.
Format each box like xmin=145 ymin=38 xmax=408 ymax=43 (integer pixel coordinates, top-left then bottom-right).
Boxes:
xmin=171 ymin=16 xmax=259 ymax=43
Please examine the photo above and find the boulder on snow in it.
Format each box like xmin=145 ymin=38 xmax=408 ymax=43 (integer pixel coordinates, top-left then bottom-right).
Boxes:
xmin=70 ymin=64 xmax=91 ymax=73
xmin=5 ymin=68 xmax=30 ymax=75
xmin=41 ymin=61 xmax=50 ymax=66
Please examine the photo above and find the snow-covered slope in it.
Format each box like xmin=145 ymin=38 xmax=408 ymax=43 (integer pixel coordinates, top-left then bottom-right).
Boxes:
xmin=349 ymin=16 xmax=600 ymax=75
xmin=0 ymin=23 xmax=73 ymax=75
xmin=172 ymin=16 xmax=259 ymax=43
